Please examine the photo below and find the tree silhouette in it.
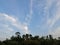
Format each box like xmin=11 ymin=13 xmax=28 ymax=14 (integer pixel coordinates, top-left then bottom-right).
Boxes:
xmin=29 ymin=34 xmax=32 ymax=39
xmin=15 ymin=32 xmax=20 ymax=37
xmin=49 ymin=35 xmax=53 ymax=40
xmin=0 ymin=32 xmax=60 ymax=45
xmin=25 ymin=34 xmax=29 ymax=40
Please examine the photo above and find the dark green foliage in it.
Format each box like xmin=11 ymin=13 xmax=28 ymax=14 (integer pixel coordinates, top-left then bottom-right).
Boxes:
xmin=0 ymin=32 xmax=60 ymax=45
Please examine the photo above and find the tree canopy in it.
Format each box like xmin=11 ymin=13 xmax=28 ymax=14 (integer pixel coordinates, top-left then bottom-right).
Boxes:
xmin=0 ymin=32 xmax=60 ymax=45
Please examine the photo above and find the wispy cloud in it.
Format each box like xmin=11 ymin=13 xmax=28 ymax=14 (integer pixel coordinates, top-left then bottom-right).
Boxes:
xmin=33 ymin=0 xmax=60 ymax=37
xmin=43 ymin=0 xmax=60 ymax=38
xmin=23 ymin=0 xmax=33 ymax=34
xmin=0 ymin=13 xmax=30 ymax=40
xmin=24 ymin=0 xmax=33 ymax=26
xmin=47 ymin=0 xmax=60 ymax=27
xmin=47 ymin=0 xmax=60 ymax=38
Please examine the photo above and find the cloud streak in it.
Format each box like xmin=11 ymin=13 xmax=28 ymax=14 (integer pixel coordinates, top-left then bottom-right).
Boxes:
xmin=25 ymin=0 xmax=33 ymax=26
xmin=0 ymin=13 xmax=29 ymax=40
xmin=33 ymin=0 xmax=60 ymax=37
xmin=46 ymin=0 xmax=60 ymax=38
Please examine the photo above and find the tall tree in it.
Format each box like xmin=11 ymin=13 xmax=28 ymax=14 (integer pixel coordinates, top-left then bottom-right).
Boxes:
xmin=15 ymin=32 xmax=21 ymax=38
xmin=22 ymin=35 xmax=26 ymax=39
xmin=25 ymin=34 xmax=29 ymax=40
xmin=29 ymin=34 xmax=32 ymax=39
xmin=49 ymin=35 xmax=53 ymax=40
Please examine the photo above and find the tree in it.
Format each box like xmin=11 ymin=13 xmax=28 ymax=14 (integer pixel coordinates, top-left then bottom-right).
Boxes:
xmin=34 ymin=36 xmax=39 ymax=40
xmin=29 ymin=34 xmax=32 ymax=38
xmin=25 ymin=34 xmax=29 ymax=40
xmin=22 ymin=35 xmax=26 ymax=39
xmin=11 ymin=36 xmax=15 ymax=40
xmin=58 ymin=37 xmax=60 ymax=40
xmin=15 ymin=32 xmax=21 ymax=38
xmin=49 ymin=35 xmax=53 ymax=40
xmin=46 ymin=35 xmax=49 ymax=39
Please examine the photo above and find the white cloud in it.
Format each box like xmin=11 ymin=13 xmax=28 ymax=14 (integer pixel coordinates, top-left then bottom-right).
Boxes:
xmin=4 ymin=14 xmax=17 ymax=23
xmin=46 ymin=0 xmax=60 ymax=38
xmin=47 ymin=0 xmax=60 ymax=28
xmin=2 ymin=13 xmax=29 ymax=33
xmin=0 ymin=13 xmax=29 ymax=40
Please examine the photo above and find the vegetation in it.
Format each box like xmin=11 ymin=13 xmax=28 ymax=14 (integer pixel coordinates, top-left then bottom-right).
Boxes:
xmin=0 ymin=32 xmax=60 ymax=45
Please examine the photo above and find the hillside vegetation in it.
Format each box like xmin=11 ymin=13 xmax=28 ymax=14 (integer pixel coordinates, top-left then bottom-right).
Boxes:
xmin=0 ymin=32 xmax=60 ymax=45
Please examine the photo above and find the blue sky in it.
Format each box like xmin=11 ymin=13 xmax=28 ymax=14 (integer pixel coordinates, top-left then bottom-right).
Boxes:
xmin=0 ymin=0 xmax=60 ymax=40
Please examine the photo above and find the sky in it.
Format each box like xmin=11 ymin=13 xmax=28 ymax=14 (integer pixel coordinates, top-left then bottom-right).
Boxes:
xmin=0 ymin=0 xmax=60 ymax=40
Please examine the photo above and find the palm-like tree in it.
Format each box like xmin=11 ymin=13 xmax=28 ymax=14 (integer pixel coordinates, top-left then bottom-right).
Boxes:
xmin=25 ymin=34 xmax=29 ymax=40
xmin=46 ymin=35 xmax=49 ymax=39
xmin=29 ymin=34 xmax=32 ymax=39
xmin=22 ymin=34 xmax=25 ymax=39
xmin=15 ymin=32 xmax=21 ymax=38
xmin=49 ymin=35 xmax=53 ymax=40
